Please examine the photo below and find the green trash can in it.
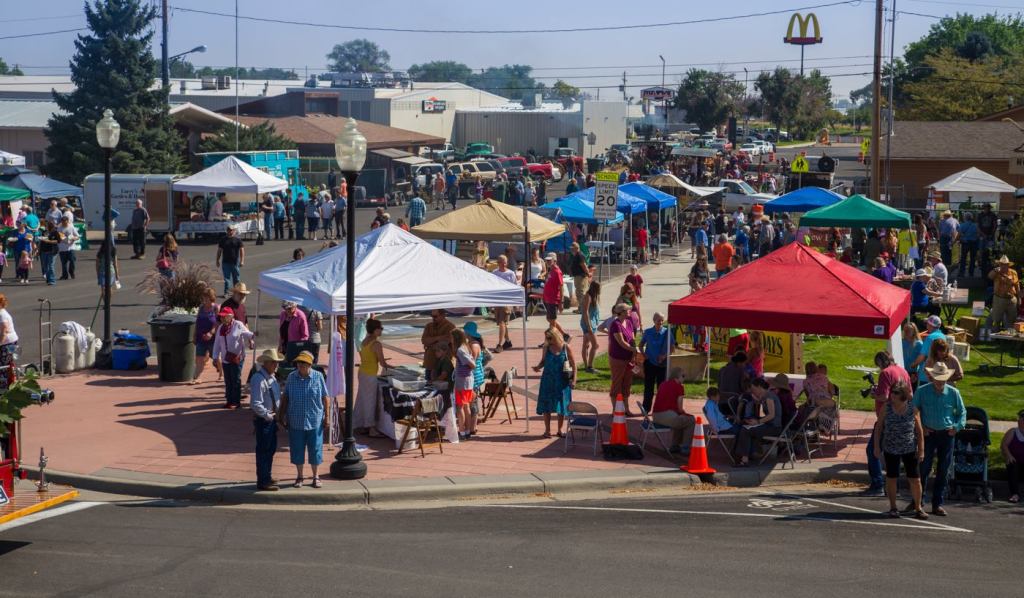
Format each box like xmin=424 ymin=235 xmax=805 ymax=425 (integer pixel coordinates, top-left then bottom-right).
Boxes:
xmin=149 ymin=315 xmax=197 ymax=382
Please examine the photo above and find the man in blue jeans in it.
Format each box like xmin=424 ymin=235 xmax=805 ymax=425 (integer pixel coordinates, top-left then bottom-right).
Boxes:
xmin=864 ymin=351 xmax=912 ymax=495
xmin=250 ymin=349 xmax=284 ymax=491
xmin=912 ymin=362 xmax=966 ymax=516
xmin=215 ymin=225 xmax=245 ymax=296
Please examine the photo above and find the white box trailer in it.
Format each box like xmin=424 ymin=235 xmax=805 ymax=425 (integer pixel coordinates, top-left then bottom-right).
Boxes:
xmin=83 ymin=174 xmax=186 ymax=240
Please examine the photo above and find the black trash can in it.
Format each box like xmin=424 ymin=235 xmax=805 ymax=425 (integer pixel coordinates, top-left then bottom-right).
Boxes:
xmin=149 ymin=316 xmax=197 ymax=382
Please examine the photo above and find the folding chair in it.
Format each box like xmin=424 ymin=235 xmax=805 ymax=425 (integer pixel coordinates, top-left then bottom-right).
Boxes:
xmin=703 ymin=404 xmax=737 ymax=464
xmin=759 ymin=410 xmax=802 ymax=469
xmin=636 ymin=401 xmax=674 ymax=453
xmin=481 ymin=367 xmax=519 ymax=424
xmin=564 ymin=401 xmax=602 ymax=456
xmin=396 ymin=396 xmax=444 ymax=456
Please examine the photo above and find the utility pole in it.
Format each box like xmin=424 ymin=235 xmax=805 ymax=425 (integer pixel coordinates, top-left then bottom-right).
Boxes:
xmin=234 ymin=0 xmax=239 ymax=151
xmin=160 ymin=0 xmax=169 ymax=88
xmin=883 ymin=0 xmax=897 ymax=204
xmin=621 ymin=71 xmax=627 ymax=102
xmin=659 ymin=55 xmax=666 ymax=135
xmin=870 ymin=0 xmax=883 ymax=202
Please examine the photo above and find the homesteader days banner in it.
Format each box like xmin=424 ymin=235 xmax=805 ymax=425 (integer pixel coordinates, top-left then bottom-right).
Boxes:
xmin=709 ymin=328 xmax=793 ymax=373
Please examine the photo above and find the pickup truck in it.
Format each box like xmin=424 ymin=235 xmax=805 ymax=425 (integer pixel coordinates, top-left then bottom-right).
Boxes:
xmin=429 ymin=143 xmax=457 ymax=162
xmin=499 ymin=156 xmax=562 ymax=181
xmin=552 ymin=147 xmax=585 ymax=175
xmin=457 ymin=142 xmax=495 ymax=161
xmin=717 ymin=178 xmax=777 ymax=210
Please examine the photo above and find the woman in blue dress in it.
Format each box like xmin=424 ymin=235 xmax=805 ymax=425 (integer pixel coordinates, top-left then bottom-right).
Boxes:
xmin=533 ymin=328 xmax=577 ymax=438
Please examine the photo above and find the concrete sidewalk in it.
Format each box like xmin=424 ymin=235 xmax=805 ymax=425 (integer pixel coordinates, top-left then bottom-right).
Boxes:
xmin=15 ymin=248 xmax=886 ymax=505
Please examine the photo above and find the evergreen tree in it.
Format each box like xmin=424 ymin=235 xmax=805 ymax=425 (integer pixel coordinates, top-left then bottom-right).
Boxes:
xmin=200 ymin=121 xmax=296 ymax=153
xmin=45 ymin=0 xmax=183 ymax=184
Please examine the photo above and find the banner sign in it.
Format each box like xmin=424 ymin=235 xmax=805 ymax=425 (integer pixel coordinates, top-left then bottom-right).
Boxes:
xmin=709 ymin=328 xmax=792 ymax=373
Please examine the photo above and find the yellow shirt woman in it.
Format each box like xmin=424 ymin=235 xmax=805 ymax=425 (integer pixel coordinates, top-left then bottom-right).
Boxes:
xmin=359 ymin=340 xmax=380 ymax=376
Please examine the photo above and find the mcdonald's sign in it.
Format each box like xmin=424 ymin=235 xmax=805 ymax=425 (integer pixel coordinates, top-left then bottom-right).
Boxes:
xmin=783 ymin=12 xmax=822 ymax=45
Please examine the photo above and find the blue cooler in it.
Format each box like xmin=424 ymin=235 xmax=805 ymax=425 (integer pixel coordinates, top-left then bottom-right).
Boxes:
xmin=111 ymin=332 xmax=151 ymax=370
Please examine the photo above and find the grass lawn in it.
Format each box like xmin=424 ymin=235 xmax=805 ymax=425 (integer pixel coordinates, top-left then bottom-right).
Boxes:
xmin=576 ymin=332 xmax=1024 ymax=421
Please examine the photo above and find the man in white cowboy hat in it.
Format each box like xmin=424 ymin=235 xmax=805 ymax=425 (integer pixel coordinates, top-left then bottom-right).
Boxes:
xmin=251 ymin=349 xmax=285 ymax=491
xmin=937 ymin=209 xmax=959 ymax=267
xmin=221 ymin=282 xmax=251 ymax=325
xmin=926 ymin=250 xmax=948 ymax=287
xmin=988 ymin=255 xmax=1019 ymax=332
xmin=912 ymin=361 xmax=966 ymax=516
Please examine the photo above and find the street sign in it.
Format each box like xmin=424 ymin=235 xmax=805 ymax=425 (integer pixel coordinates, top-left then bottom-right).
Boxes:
xmin=1009 ymin=153 xmax=1024 ymax=175
xmin=790 ymin=155 xmax=810 ymax=173
xmin=0 ymin=485 xmax=8 ymax=506
xmin=593 ymin=171 xmax=619 ymax=221
xmin=860 ymin=139 xmax=870 ymax=154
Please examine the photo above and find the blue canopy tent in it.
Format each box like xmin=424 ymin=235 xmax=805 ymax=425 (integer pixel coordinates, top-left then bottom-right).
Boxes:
xmin=558 ymin=185 xmax=647 ymax=215
xmin=620 ymin=182 xmax=679 ymax=253
xmin=541 ymin=196 xmax=624 ymax=225
xmin=762 ymin=186 xmax=844 ymax=214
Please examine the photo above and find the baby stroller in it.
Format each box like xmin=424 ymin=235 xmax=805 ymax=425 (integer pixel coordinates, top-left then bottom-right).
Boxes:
xmin=948 ymin=406 xmax=993 ymax=503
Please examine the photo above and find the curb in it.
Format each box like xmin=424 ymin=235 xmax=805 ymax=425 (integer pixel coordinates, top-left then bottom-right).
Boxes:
xmin=23 ymin=464 xmax=875 ymax=506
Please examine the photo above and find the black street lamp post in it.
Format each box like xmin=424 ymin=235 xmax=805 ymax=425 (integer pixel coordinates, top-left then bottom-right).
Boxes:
xmin=330 ymin=118 xmax=368 ymax=480
xmin=95 ymin=109 xmax=120 ymax=363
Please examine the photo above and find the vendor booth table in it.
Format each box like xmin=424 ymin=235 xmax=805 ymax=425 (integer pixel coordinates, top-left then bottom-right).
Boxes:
xmin=932 ymin=288 xmax=969 ymax=324
xmin=178 ymin=218 xmax=263 ymax=239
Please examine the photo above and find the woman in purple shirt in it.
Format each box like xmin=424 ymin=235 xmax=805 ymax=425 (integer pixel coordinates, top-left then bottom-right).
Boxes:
xmin=607 ymin=302 xmax=640 ymax=416
xmin=191 ymin=287 xmax=220 ymax=385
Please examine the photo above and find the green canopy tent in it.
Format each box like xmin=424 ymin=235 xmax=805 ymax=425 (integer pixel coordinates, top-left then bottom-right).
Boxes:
xmin=0 ymin=184 xmax=30 ymax=202
xmin=798 ymin=194 xmax=912 ymax=229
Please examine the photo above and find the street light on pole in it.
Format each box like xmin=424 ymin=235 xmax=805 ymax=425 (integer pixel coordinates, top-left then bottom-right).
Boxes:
xmin=95 ymin=109 xmax=120 ymax=364
xmin=169 ymin=44 xmax=207 ymax=63
xmin=165 ymin=45 xmax=207 ymax=88
xmin=330 ymin=118 xmax=368 ymax=481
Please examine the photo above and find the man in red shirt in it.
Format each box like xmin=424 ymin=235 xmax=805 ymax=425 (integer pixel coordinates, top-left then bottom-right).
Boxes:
xmin=542 ymin=253 xmax=568 ymax=340
xmin=864 ymin=350 xmax=912 ymax=495
xmin=636 ymin=225 xmax=649 ymax=264
xmin=651 ymin=367 xmax=696 ymax=455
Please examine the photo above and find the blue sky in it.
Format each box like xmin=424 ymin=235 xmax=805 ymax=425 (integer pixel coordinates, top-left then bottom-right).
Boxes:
xmin=0 ymin=0 xmax=1016 ymax=99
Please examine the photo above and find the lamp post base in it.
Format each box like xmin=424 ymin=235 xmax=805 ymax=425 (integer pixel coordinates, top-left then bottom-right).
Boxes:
xmin=329 ymin=439 xmax=367 ymax=480
xmin=94 ymin=340 xmax=113 ymax=370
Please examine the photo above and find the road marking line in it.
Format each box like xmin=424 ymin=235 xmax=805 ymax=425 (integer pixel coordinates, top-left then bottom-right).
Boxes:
xmin=475 ymin=504 xmax=972 ymax=533
xmin=772 ymin=493 xmax=974 ymax=533
xmin=0 ymin=501 xmax=101 ymax=534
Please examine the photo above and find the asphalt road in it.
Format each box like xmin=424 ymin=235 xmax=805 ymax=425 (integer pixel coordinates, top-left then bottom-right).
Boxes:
xmin=0 ymin=487 xmax=1018 ymax=597
xmin=0 ymin=197 xmax=509 ymax=367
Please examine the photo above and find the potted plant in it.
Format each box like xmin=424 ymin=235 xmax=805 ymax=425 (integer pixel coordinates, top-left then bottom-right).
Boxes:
xmin=0 ymin=372 xmax=43 ymax=496
xmin=138 ymin=261 xmax=218 ymax=382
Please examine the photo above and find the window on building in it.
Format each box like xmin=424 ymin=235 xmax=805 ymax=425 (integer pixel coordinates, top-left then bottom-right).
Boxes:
xmin=305 ymin=98 xmax=334 ymax=114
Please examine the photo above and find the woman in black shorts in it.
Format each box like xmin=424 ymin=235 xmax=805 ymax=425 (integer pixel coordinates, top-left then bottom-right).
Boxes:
xmin=873 ymin=382 xmax=928 ymax=520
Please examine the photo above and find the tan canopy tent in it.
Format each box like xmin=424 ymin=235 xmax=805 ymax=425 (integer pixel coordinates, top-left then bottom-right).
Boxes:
xmin=646 ymin=173 xmax=687 ymax=189
xmin=412 ymin=198 xmax=566 ymax=242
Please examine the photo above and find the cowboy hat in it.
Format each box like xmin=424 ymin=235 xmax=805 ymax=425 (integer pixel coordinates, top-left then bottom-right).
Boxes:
xmin=914 ymin=268 xmax=929 ymax=278
xmin=231 ymin=282 xmax=251 ymax=295
xmin=925 ymin=362 xmax=954 ymax=381
xmin=927 ymin=251 xmax=941 ymax=261
xmin=544 ymin=252 xmax=557 ymax=261
xmin=996 ymin=255 xmax=1014 ymax=266
xmin=256 ymin=349 xmax=285 ymax=363
xmin=770 ymin=373 xmax=790 ymax=391
xmin=293 ymin=351 xmax=315 ymax=365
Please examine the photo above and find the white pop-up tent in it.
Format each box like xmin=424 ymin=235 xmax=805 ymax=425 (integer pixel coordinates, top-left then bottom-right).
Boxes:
xmin=928 ymin=166 xmax=1016 ymax=208
xmin=0 ymin=150 xmax=25 ymax=167
xmin=172 ymin=155 xmax=288 ymax=194
xmin=259 ymin=224 xmax=525 ymax=314
xmin=259 ymin=224 xmax=533 ymax=437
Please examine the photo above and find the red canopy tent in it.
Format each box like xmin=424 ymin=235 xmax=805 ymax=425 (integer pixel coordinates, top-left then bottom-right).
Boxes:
xmin=668 ymin=243 xmax=910 ymax=339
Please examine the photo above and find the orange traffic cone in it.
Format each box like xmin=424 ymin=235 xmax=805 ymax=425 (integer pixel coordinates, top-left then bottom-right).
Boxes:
xmin=606 ymin=394 xmax=629 ymax=446
xmin=681 ymin=415 xmax=716 ymax=474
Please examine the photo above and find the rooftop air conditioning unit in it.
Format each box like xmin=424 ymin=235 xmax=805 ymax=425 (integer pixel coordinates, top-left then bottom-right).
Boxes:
xmin=201 ymin=77 xmax=218 ymax=90
xmin=216 ymin=76 xmax=232 ymax=90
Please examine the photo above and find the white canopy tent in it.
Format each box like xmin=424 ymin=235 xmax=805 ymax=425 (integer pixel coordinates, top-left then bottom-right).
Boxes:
xmin=258 ymin=224 xmax=533 ymax=433
xmin=0 ymin=150 xmax=25 ymax=167
xmin=928 ymin=167 xmax=1015 ymax=209
xmin=172 ymin=155 xmax=288 ymax=194
xmin=259 ymin=224 xmax=525 ymax=314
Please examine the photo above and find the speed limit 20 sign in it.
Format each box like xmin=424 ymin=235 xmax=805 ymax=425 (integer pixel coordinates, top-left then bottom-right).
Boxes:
xmin=593 ymin=171 xmax=619 ymax=221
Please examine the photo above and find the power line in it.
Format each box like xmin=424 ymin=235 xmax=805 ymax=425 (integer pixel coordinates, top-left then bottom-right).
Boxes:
xmin=0 ymin=28 xmax=87 ymax=41
xmin=170 ymin=1 xmax=863 ymax=35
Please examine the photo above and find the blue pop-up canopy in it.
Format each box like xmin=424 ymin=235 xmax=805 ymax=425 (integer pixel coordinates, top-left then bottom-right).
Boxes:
xmin=559 ymin=185 xmax=647 ymax=214
xmin=0 ymin=173 xmax=83 ymax=199
xmin=541 ymin=196 xmax=624 ymax=225
xmin=619 ymin=182 xmax=678 ymax=210
xmin=763 ymin=186 xmax=844 ymax=214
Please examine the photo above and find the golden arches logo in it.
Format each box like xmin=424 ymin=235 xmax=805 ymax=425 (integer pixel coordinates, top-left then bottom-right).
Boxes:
xmin=784 ymin=12 xmax=822 ymax=45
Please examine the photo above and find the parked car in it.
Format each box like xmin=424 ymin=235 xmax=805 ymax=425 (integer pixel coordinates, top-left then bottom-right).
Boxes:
xmin=429 ymin=143 xmax=457 ymax=162
xmin=458 ymin=142 xmax=495 ymax=161
xmin=718 ymin=178 xmax=777 ymax=210
xmin=498 ymin=156 xmax=529 ymax=177
xmin=738 ymin=143 xmax=761 ymax=156
xmin=551 ymin=147 xmax=585 ymax=175
xmin=412 ymin=163 xmax=445 ymax=188
xmin=710 ymin=138 xmax=732 ymax=152
xmin=753 ymin=139 xmax=774 ymax=153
